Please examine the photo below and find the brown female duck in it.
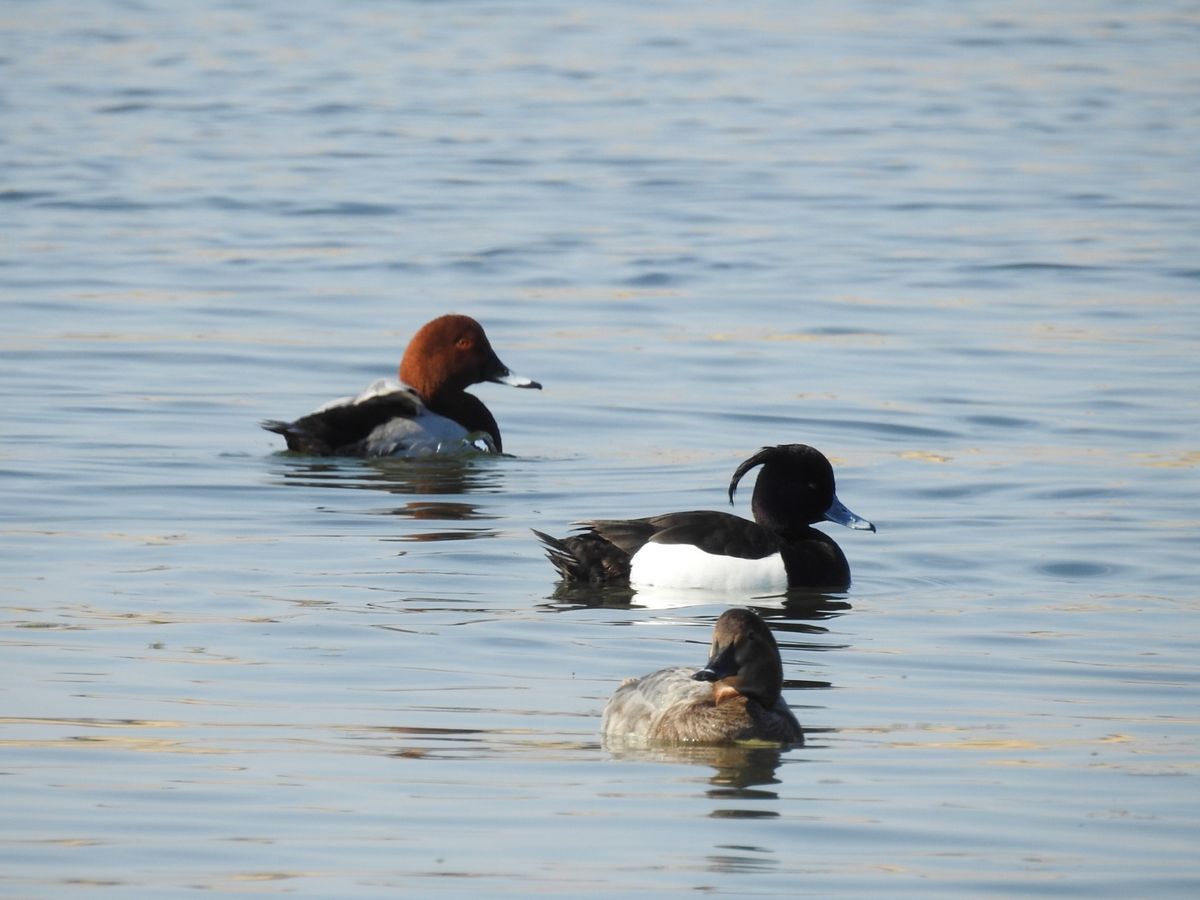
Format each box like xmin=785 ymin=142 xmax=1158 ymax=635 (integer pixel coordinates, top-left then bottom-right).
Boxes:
xmin=602 ymin=608 xmax=803 ymax=745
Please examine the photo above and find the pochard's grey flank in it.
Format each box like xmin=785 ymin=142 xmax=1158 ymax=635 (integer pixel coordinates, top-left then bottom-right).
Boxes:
xmin=535 ymin=444 xmax=874 ymax=593
xmin=262 ymin=314 xmax=540 ymax=457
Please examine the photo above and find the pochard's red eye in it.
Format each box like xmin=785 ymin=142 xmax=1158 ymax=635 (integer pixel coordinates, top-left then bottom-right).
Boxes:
xmin=456 ymin=337 xmax=474 ymax=351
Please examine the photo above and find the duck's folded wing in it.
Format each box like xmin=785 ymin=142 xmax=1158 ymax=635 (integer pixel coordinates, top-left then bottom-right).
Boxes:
xmin=578 ymin=517 xmax=660 ymax=557
xmin=644 ymin=511 xmax=780 ymax=560
xmin=262 ymin=383 xmax=424 ymax=455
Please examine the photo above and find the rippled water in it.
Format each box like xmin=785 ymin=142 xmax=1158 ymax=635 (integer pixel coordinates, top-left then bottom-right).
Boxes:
xmin=3 ymin=1 xmax=1199 ymax=896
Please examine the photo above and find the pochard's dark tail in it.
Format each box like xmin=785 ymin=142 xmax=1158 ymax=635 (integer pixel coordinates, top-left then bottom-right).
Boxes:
xmin=260 ymin=418 xmax=327 ymax=454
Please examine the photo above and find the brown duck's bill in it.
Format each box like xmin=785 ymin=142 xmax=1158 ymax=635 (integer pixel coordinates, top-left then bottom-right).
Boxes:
xmin=693 ymin=641 xmax=738 ymax=682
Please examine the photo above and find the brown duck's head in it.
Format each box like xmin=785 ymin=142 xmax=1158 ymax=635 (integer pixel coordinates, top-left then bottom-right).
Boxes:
xmin=692 ymin=608 xmax=784 ymax=707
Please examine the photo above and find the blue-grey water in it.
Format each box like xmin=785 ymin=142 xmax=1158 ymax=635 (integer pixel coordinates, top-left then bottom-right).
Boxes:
xmin=3 ymin=1 xmax=1199 ymax=896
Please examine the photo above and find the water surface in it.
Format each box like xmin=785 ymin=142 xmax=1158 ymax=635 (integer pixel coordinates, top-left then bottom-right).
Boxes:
xmin=2 ymin=1 xmax=1198 ymax=896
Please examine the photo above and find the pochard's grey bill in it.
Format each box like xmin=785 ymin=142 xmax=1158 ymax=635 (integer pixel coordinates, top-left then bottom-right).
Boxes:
xmin=824 ymin=495 xmax=876 ymax=532
xmin=491 ymin=371 xmax=542 ymax=389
